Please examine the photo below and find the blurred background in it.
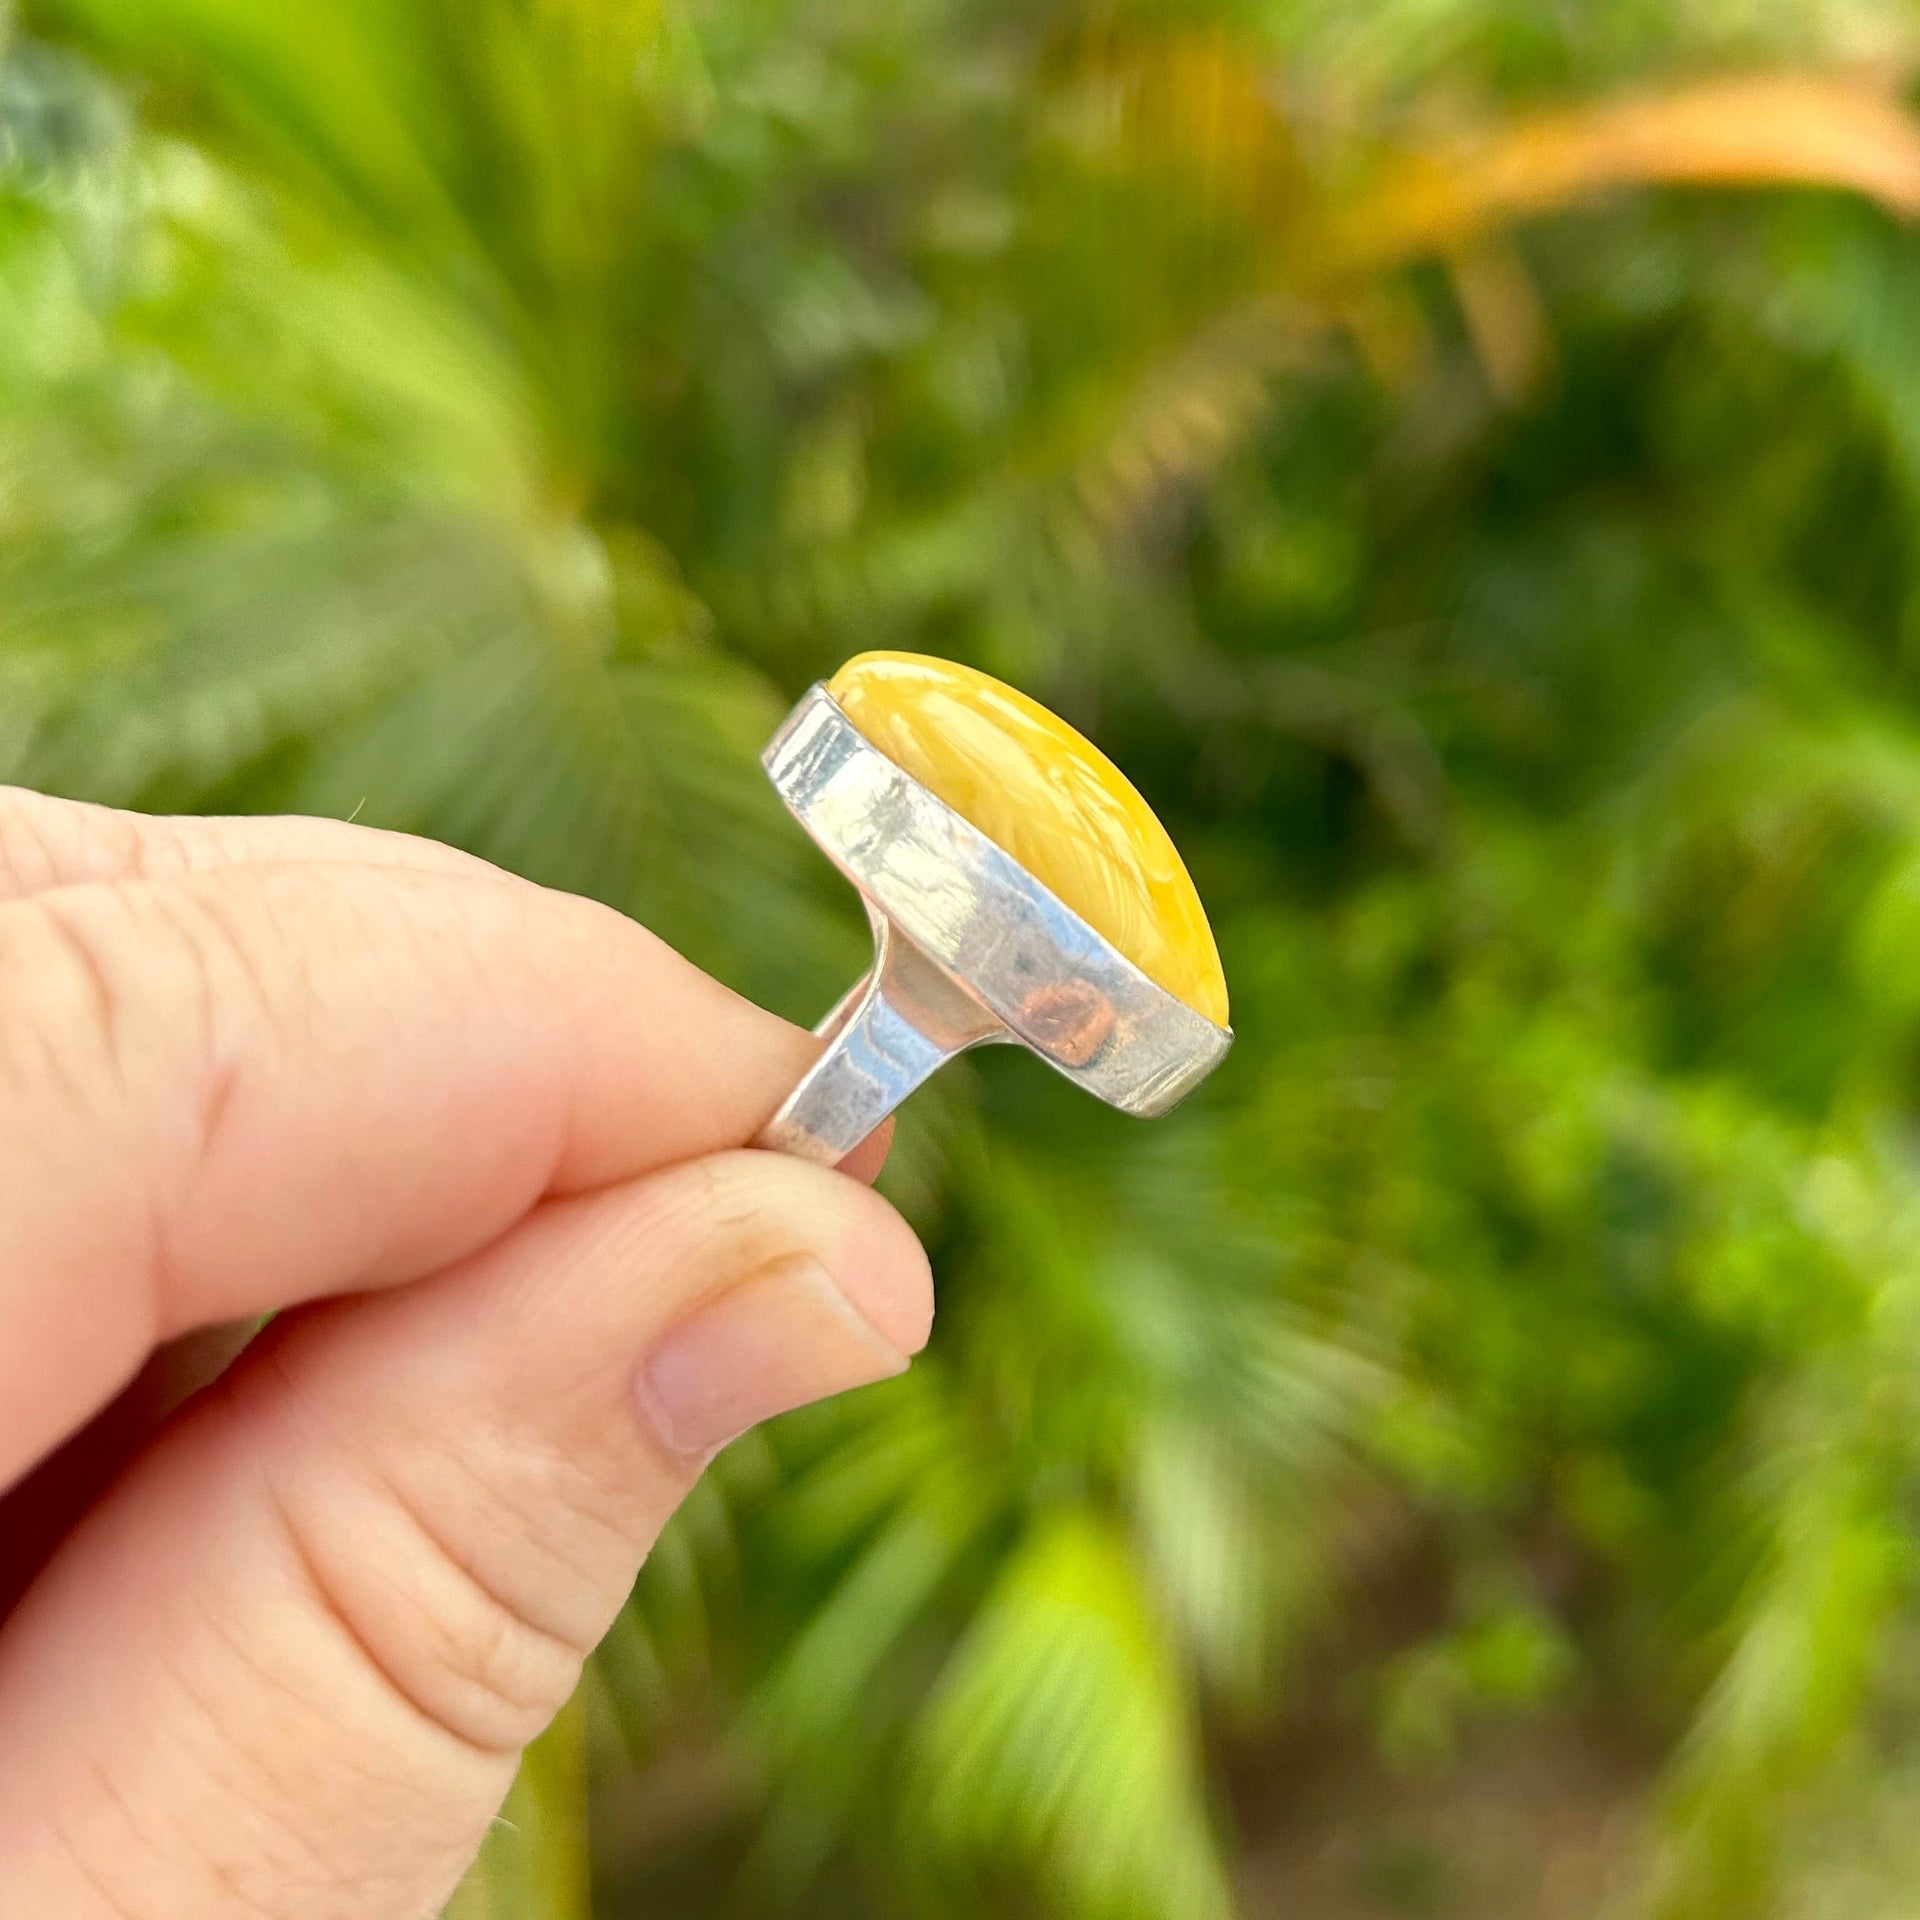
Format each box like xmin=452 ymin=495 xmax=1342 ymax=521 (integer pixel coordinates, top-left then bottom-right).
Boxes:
xmin=15 ymin=0 xmax=1920 ymax=1914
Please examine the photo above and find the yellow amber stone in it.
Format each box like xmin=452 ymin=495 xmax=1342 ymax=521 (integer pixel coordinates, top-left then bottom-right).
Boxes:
xmin=827 ymin=651 xmax=1229 ymax=1027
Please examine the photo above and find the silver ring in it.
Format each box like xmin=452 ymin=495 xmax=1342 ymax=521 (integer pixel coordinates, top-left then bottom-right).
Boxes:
xmin=755 ymin=684 xmax=1233 ymax=1165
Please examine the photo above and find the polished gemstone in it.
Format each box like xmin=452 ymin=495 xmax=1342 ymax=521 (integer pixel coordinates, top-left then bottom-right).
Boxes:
xmin=827 ymin=651 xmax=1229 ymax=1026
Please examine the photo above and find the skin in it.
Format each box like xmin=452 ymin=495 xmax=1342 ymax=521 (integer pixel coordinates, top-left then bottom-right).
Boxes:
xmin=0 ymin=787 xmax=929 ymax=1919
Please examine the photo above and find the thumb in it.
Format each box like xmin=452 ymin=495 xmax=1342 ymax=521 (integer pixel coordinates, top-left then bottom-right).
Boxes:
xmin=0 ymin=1150 xmax=929 ymax=1920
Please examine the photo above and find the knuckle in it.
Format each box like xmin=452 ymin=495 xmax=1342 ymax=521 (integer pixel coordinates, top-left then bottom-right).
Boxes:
xmin=270 ymin=1444 xmax=600 ymax=1760
xmin=0 ymin=787 xmax=146 ymax=896
xmin=0 ymin=872 xmax=289 ymax=1325
xmin=398 ymin=1575 xmax=583 ymax=1759
xmin=0 ymin=890 xmax=146 ymax=1123
xmin=0 ymin=788 xmax=65 ymax=895
xmin=0 ymin=876 xmax=258 ymax=1132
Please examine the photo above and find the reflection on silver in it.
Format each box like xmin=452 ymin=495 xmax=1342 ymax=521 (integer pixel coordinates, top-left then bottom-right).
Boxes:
xmin=756 ymin=684 xmax=1233 ymax=1165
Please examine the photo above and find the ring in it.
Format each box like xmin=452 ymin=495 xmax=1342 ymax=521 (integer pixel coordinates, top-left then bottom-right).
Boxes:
xmin=755 ymin=656 xmax=1233 ymax=1165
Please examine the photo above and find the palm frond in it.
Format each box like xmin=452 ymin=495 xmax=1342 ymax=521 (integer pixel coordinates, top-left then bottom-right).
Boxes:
xmin=912 ymin=1507 xmax=1232 ymax=1920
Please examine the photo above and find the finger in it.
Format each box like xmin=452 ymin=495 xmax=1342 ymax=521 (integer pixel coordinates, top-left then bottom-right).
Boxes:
xmin=0 ymin=856 xmax=845 ymax=1493
xmin=0 ymin=1107 xmax=886 ymax=1613
xmin=0 ymin=786 xmax=508 ymax=899
xmin=0 ymin=1324 xmax=256 ymax=1618
xmin=835 ymin=1117 xmax=893 ymax=1186
xmin=2 ymin=1094 xmax=886 ymax=1611
xmin=0 ymin=1149 xmax=930 ymax=1920
xmin=0 ymin=793 xmax=885 ymax=1181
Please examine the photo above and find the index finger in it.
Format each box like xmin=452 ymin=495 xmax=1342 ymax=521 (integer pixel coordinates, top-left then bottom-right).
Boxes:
xmin=0 ymin=840 xmax=833 ymax=1494
xmin=0 ymin=785 xmax=511 ymax=899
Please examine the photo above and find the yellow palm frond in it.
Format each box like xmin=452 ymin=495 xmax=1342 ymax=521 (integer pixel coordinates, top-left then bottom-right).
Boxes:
xmin=1333 ymin=71 xmax=1920 ymax=271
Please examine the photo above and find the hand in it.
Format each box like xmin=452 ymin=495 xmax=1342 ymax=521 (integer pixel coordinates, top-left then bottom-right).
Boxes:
xmin=0 ymin=789 xmax=930 ymax=1918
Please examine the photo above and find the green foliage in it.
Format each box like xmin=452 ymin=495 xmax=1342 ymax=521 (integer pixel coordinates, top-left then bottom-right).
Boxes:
xmin=14 ymin=0 xmax=1920 ymax=1914
xmin=449 ymin=1702 xmax=594 ymax=1920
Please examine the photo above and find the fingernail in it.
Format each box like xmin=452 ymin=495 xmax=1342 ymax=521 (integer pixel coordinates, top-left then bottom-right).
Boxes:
xmin=637 ymin=1254 xmax=910 ymax=1457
